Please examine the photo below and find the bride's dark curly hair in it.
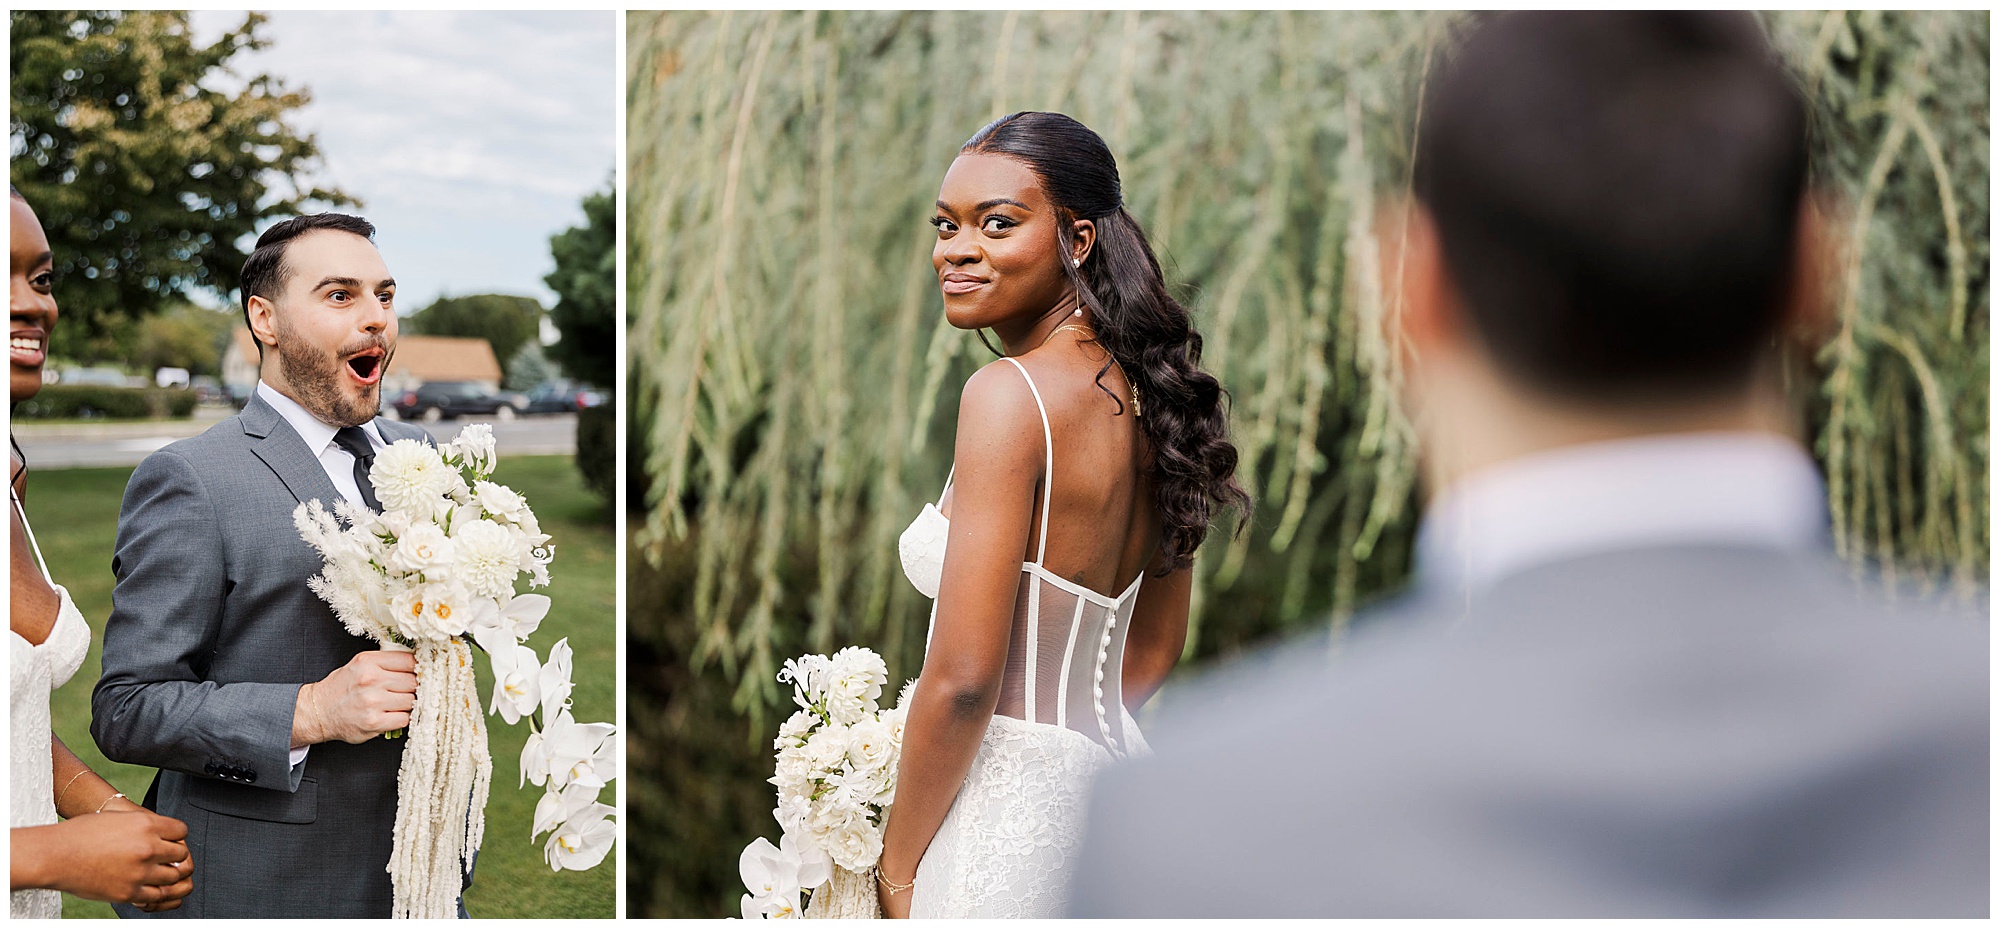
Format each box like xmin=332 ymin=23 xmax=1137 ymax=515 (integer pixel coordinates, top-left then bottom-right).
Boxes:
xmin=963 ymin=111 xmax=1249 ymax=571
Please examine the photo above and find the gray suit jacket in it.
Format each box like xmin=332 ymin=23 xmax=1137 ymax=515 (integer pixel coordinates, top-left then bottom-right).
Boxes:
xmin=92 ymin=394 xmax=433 ymax=918
xmin=1072 ymin=545 xmax=1988 ymax=917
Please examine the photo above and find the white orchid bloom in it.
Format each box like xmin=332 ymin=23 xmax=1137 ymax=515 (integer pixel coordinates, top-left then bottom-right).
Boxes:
xmin=488 ymin=642 xmax=543 ymax=725
xmin=532 ymin=781 xmax=602 ymax=840
xmin=544 ymin=801 xmax=616 ymax=871
xmin=738 ymin=837 xmax=799 ymax=904
xmin=542 ymin=708 xmax=618 ymax=791
xmin=520 ymin=728 xmax=550 ymax=788
xmin=738 ymin=831 xmax=827 ymax=918
xmin=783 ymin=831 xmax=832 ymax=891
xmin=467 ymin=593 xmax=549 ymax=661
xmin=541 ymin=637 xmax=576 ymax=717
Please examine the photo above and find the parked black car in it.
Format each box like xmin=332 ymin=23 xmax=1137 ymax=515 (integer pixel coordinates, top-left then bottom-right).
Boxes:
xmin=522 ymin=379 xmax=607 ymax=415
xmin=393 ymin=381 xmax=518 ymax=423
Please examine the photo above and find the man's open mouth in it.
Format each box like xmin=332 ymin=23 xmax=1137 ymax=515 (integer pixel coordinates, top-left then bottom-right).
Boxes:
xmin=345 ymin=348 xmax=385 ymax=385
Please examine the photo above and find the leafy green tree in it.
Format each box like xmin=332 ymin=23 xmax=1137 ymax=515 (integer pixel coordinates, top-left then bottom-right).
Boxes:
xmin=131 ymin=301 xmax=235 ymax=376
xmin=545 ymin=184 xmax=615 ymax=388
xmin=404 ymin=293 xmax=545 ymax=381
xmin=10 ymin=11 xmax=353 ymax=362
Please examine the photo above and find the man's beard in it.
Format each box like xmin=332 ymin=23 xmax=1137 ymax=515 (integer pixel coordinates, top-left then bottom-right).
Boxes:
xmin=274 ymin=319 xmax=391 ymax=427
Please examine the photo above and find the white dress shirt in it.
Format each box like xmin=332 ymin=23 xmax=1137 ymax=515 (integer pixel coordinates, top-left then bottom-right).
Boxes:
xmin=1416 ymin=431 xmax=1829 ymax=594
xmin=256 ymin=381 xmax=386 ymax=768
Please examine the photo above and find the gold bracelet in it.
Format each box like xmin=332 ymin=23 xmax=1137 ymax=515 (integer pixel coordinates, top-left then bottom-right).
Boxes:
xmin=54 ymin=768 xmax=89 ymax=814
xmin=94 ymin=792 xmax=127 ymax=814
xmin=875 ymin=869 xmax=915 ymax=896
xmin=307 ymin=682 xmax=325 ymax=742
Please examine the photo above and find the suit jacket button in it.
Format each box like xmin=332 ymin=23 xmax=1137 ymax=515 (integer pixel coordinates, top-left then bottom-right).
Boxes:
xmin=243 ymin=770 xmax=257 ymax=784
xmin=204 ymin=762 xmax=219 ymax=775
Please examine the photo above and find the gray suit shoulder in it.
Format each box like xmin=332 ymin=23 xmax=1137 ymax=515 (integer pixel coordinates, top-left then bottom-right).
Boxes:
xmin=375 ymin=416 xmax=431 ymax=444
xmin=1075 ymin=547 xmax=1988 ymax=917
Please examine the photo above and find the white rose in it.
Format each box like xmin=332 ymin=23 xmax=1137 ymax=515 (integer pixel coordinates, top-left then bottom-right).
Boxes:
xmin=823 ymin=647 xmax=887 ymax=725
xmin=370 ymin=440 xmax=455 ymax=514
xmin=804 ymin=795 xmax=854 ymax=841
xmin=845 ymin=718 xmax=894 ymax=776
xmin=802 ymin=725 xmax=850 ymax=778
xmin=453 ymin=518 xmax=523 ymax=600
xmin=388 ymin=523 xmax=456 ymax=578
xmin=388 ymin=581 xmax=477 ymax=642
xmin=775 ymin=709 xmax=815 ymax=745
xmin=822 ymin=815 xmax=883 ymax=872
xmin=417 ymin=582 xmax=477 ymax=639
xmin=880 ymin=705 xmax=908 ymax=747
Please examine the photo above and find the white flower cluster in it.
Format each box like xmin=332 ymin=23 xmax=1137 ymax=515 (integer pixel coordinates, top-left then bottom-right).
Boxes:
xmin=292 ymin=424 xmax=614 ymax=873
xmin=740 ymin=647 xmax=911 ymax=919
xmin=294 ymin=425 xmax=554 ymax=649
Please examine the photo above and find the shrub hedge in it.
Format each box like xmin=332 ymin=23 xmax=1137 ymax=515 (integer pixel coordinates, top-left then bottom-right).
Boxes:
xmin=13 ymin=385 xmax=198 ymax=420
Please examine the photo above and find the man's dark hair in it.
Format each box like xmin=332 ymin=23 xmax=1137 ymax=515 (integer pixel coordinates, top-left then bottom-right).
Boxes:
xmin=239 ymin=213 xmax=377 ymax=351
xmin=1414 ymin=11 xmax=1809 ymax=400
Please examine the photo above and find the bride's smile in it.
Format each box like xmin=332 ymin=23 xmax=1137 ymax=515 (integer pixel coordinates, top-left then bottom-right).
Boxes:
xmin=931 ymin=153 xmax=1093 ymax=349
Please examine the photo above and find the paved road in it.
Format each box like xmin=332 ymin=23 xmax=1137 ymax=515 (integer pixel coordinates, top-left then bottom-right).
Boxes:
xmin=13 ymin=408 xmax=578 ymax=470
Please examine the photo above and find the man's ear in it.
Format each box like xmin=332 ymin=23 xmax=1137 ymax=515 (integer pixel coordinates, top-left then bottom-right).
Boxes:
xmin=1382 ymin=200 xmax=1466 ymax=365
xmin=1781 ymin=194 xmax=1837 ymax=347
xmin=246 ymin=294 xmax=280 ymax=350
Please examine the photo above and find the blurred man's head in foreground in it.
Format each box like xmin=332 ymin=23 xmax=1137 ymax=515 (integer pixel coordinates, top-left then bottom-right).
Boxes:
xmin=1395 ymin=12 xmax=1826 ymax=487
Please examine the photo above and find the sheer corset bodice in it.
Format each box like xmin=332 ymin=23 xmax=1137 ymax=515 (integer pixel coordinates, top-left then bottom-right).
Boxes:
xmin=898 ymin=357 xmax=1144 ymax=760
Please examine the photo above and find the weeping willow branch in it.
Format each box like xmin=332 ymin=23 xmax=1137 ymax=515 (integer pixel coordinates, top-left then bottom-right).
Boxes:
xmin=629 ymin=11 xmax=1990 ymax=726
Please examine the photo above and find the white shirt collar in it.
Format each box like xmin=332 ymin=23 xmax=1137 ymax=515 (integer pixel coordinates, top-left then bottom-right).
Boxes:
xmin=255 ymin=381 xmax=380 ymax=455
xmin=1416 ymin=431 xmax=1829 ymax=592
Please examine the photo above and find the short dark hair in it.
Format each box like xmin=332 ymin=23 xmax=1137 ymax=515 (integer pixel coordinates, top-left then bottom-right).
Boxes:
xmin=239 ymin=213 xmax=377 ymax=343
xmin=1414 ymin=12 xmax=1809 ymax=400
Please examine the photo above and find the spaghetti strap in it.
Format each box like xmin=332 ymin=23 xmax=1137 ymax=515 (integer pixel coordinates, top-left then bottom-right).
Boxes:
xmin=999 ymin=357 xmax=1056 ymax=566
xmin=938 ymin=465 xmax=955 ymax=503
xmin=10 ymin=487 xmax=53 ymax=584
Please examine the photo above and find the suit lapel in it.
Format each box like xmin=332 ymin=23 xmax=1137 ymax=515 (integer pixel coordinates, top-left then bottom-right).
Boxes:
xmin=242 ymin=393 xmax=346 ymax=509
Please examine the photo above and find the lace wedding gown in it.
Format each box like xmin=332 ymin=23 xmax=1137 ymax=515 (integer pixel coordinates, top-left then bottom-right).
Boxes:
xmin=896 ymin=357 xmax=1152 ymax=919
xmin=10 ymin=489 xmax=91 ymax=919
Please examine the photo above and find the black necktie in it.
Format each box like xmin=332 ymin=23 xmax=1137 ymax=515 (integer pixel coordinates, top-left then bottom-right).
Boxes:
xmin=331 ymin=426 xmax=383 ymax=513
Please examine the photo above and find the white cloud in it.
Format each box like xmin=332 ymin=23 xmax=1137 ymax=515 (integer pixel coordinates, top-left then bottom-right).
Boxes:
xmin=188 ymin=10 xmax=616 ymax=310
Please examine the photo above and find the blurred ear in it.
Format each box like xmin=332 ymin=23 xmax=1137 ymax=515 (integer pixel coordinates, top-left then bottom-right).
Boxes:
xmin=246 ymin=294 xmax=281 ymax=351
xmin=1380 ymin=199 xmax=1466 ymax=365
xmin=1781 ymin=194 xmax=1838 ymax=346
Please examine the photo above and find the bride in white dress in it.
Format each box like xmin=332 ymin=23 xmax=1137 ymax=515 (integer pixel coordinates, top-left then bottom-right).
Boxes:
xmin=8 ymin=187 xmax=194 ymax=916
xmin=876 ymin=113 xmax=1247 ymax=918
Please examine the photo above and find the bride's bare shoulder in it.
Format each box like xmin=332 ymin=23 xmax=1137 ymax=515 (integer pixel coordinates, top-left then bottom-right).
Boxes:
xmin=952 ymin=359 xmax=1047 ymax=472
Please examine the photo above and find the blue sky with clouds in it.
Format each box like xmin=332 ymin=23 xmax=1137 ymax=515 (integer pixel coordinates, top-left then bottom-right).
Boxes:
xmin=188 ymin=11 xmax=617 ymax=314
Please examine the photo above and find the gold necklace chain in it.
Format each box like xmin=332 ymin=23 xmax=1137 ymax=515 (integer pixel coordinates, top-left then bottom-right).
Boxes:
xmin=1025 ymin=322 xmax=1142 ymax=418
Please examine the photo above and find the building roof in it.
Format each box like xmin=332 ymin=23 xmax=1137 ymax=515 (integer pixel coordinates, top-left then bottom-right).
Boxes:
xmin=228 ymin=330 xmax=503 ymax=384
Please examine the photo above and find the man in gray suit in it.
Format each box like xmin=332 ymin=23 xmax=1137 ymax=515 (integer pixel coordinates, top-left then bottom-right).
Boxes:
xmin=93 ymin=214 xmax=439 ymax=918
xmin=1072 ymin=12 xmax=1987 ymax=918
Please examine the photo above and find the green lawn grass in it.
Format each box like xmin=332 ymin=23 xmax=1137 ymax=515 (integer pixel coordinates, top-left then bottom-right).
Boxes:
xmin=24 ymin=455 xmax=615 ymax=919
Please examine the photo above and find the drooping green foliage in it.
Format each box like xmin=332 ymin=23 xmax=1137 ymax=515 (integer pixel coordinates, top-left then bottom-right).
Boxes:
xmin=547 ymin=183 xmax=618 ymax=389
xmin=10 ymin=11 xmax=353 ymax=363
xmin=625 ymin=12 xmax=1987 ymax=915
xmin=404 ymin=292 xmax=545 ymax=381
xmin=1765 ymin=12 xmax=1990 ymax=594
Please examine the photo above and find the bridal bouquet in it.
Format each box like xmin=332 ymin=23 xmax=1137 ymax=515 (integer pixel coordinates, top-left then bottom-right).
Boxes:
xmin=739 ymin=647 xmax=911 ymax=919
xmin=294 ymin=424 xmax=617 ymax=918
